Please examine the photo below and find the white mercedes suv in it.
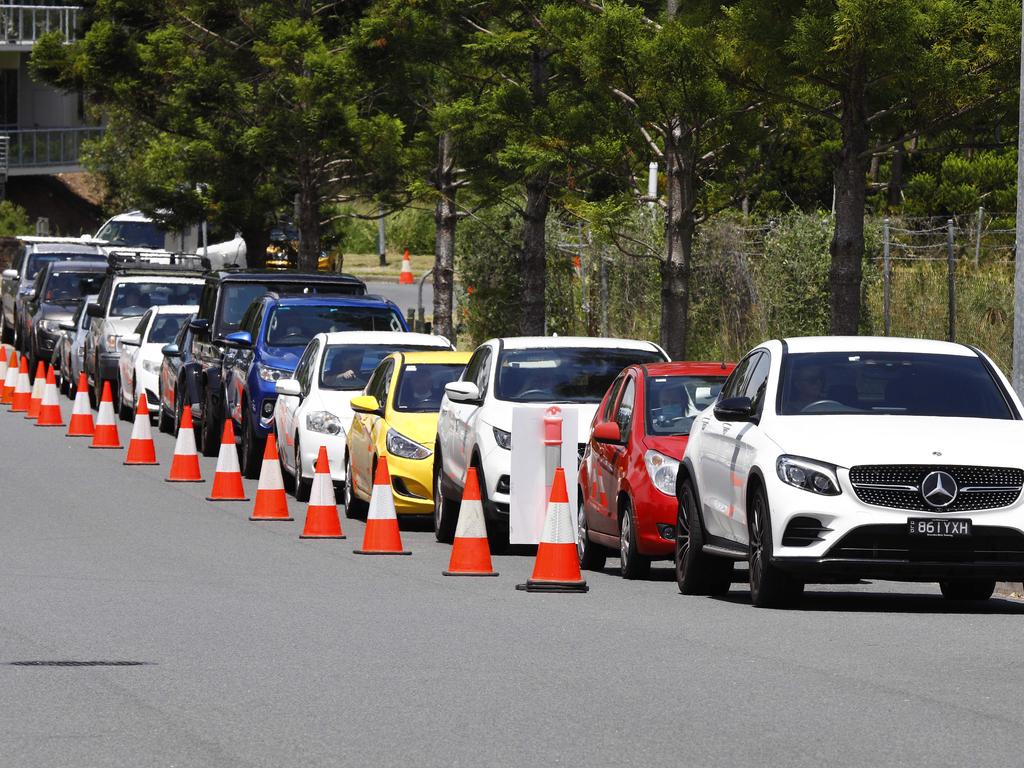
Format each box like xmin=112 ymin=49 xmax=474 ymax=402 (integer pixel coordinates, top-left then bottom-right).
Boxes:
xmin=677 ymin=336 xmax=1024 ymax=607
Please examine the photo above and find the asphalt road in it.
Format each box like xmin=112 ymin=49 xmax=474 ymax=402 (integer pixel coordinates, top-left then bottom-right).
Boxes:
xmin=366 ymin=281 xmax=434 ymax=319
xmin=3 ymin=403 xmax=1024 ymax=767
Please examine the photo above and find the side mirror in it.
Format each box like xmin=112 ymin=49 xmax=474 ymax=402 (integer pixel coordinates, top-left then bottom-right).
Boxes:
xmin=444 ymin=380 xmax=481 ymax=404
xmin=59 ymin=321 xmax=75 ymax=332
xmin=120 ymin=333 xmax=141 ymax=347
xmin=188 ymin=317 xmax=210 ymax=332
xmin=592 ymin=420 xmax=623 ymax=444
xmin=714 ymin=396 xmax=755 ymax=422
xmin=350 ymin=394 xmax=383 ymax=415
xmin=85 ymin=302 xmax=104 ymax=318
xmin=224 ymin=330 xmax=252 ymax=347
xmin=24 ymin=289 xmax=35 ymax=300
xmin=275 ymin=378 xmax=301 ymax=397
xmin=161 ymin=343 xmax=180 ymax=358
xmin=2 ymin=268 xmax=17 ymax=279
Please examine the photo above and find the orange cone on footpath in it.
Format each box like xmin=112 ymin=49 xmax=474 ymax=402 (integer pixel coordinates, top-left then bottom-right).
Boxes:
xmin=90 ymin=381 xmax=121 ymax=448
xmin=398 ymin=249 xmax=414 ymax=284
xmin=250 ymin=433 xmax=292 ymax=521
xmin=443 ymin=467 xmax=498 ymax=577
xmin=354 ymin=456 xmax=409 ymax=555
xmin=124 ymin=394 xmax=158 ymax=465
xmin=67 ymin=372 xmax=95 ymax=437
xmin=0 ymin=348 xmax=14 ymax=403
xmin=516 ymin=467 xmax=588 ymax=593
xmin=25 ymin=361 xmax=45 ymax=419
xmin=299 ymin=446 xmax=343 ymax=537
xmin=10 ymin=356 xmax=30 ymax=412
xmin=166 ymin=405 xmax=202 ymax=482
xmin=207 ymin=420 xmax=249 ymax=501
xmin=36 ymin=366 xmax=64 ymax=427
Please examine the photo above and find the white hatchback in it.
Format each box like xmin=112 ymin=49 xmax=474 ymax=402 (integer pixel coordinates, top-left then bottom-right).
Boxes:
xmin=677 ymin=336 xmax=1024 ymax=607
xmin=117 ymin=305 xmax=197 ymax=420
xmin=273 ymin=331 xmax=453 ymax=500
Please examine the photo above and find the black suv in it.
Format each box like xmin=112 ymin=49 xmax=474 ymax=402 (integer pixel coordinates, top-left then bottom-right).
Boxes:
xmin=187 ymin=270 xmax=366 ymax=454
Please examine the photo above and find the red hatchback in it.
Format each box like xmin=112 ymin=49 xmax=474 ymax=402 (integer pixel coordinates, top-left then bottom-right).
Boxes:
xmin=577 ymin=361 xmax=735 ymax=578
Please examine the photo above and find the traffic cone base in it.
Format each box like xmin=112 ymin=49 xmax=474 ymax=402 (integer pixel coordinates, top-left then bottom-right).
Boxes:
xmin=36 ymin=366 xmax=64 ymax=426
xmin=300 ymin=445 xmax=344 ymax=537
xmin=443 ymin=467 xmax=498 ymax=576
xmin=207 ymin=420 xmax=249 ymax=500
xmin=251 ymin=433 xmax=293 ymax=521
xmin=443 ymin=537 xmax=499 ymax=576
xmin=516 ymin=467 xmax=588 ymax=593
xmin=66 ymin=372 xmax=95 ymax=437
xmin=354 ymin=457 xmax=409 ymax=554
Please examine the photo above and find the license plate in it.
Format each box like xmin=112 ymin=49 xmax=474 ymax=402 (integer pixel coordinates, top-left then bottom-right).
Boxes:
xmin=908 ymin=518 xmax=972 ymax=538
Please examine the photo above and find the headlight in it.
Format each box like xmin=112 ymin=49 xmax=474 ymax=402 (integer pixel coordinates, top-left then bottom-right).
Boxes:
xmin=776 ymin=455 xmax=841 ymax=496
xmin=493 ymin=427 xmax=512 ymax=450
xmin=306 ymin=410 xmax=343 ymax=435
xmin=386 ymin=428 xmax=432 ymax=460
xmin=142 ymin=359 xmax=161 ymax=374
xmin=104 ymin=334 xmax=120 ymax=351
xmin=39 ymin=319 xmax=60 ymax=334
xmin=644 ymin=450 xmax=679 ymax=495
xmin=257 ymin=364 xmax=290 ymax=382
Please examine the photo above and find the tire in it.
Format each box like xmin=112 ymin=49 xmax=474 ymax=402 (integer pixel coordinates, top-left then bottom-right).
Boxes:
xmin=173 ymin=388 xmax=185 ymax=436
xmin=344 ymin=452 xmax=367 ymax=519
xmin=294 ymin=437 xmax=311 ymax=502
xmin=199 ymin=389 xmax=220 ymax=457
xmin=158 ymin=387 xmax=174 ymax=434
xmin=91 ymin=371 xmax=104 ymax=410
xmin=27 ymin=345 xmax=37 ymax=381
xmin=1 ymin=319 xmax=11 ymax=345
xmin=118 ymin=378 xmax=134 ymax=421
xmin=577 ymin=493 xmax=607 ymax=571
xmin=676 ymin=477 xmax=733 ymax=596
xmin=239 ymin=407 xmax=263 ymax=479
xmin=939 ymin=579 xmax=995 ymax=601
xmin=475 ymin=460 xmax=508 ymax=553
xmin=748 ymin=483 xmax=804 ymax=608
xmin=432 ymin=451 xmax=458 ymax=542
xmin=279 ymin=433 xmax=296 ymax=494
xmin=619 ymin=497 xmax=651 ymax=579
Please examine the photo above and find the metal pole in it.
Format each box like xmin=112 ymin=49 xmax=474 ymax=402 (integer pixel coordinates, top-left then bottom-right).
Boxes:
xmin=947 ymin=218 xmax=956 ymax=342
xmin=377 ymin=205 xmax=387 ymax=267
xmin=975 ymin=206 xmax=984 ymax=266
xmin=1013 ymin=4 xmax=1024 ymax=396
xmin=883 ymin=217 xmax=891 ymax=336
xmin=417 ymin=267 xmax=433 ymax=335
xmin=599 ymin=252 xmax=609 ymax=337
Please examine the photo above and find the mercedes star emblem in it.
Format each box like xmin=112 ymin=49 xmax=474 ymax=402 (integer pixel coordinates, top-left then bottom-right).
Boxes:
xmin=920 ymin=471 xmax=958 ymax=508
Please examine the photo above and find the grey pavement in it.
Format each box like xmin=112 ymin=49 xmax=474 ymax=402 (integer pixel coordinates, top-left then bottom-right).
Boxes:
xmin=2 ymin=407 xmax=1024 ymax=767
xmin=366 ymin=281 xmax=434 ymax=318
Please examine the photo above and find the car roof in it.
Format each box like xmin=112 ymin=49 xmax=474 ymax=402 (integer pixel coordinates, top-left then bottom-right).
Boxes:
xmin=25 ymin=243 xmax=105 ymax=255
xmin=106 ymin=210 xmax=153 ymax=222
xmin=639 ymin=361 xmax=736 ymax=377
xmin=147 ymin=304 xmax=199 ymax=315
xmin=396 ymin=350 xmax=468 ymax=365
xmin=41 ymin=260 xmax=108 ymax=272
xmin=210 ymin=270 xmax=365 ymax=285
xmin=268 ymin=293 xmax=396 ymax=308
xmin=111 ymin=275 xmax=204 ymax=284
xmin=780 ymin=336 xmax=978 ymax=357
xmin=493 ymin=336 xmax=668 ymax=355
xmin=318 ymin=331 xmax=451 ymax=348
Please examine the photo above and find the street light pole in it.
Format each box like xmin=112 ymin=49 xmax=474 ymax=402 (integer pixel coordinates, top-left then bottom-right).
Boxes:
xmin=1014 ymin=5 xmax=1024 ymax=397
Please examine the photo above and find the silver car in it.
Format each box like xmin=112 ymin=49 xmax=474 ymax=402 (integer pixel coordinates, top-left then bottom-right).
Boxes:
xmin=54 ymin=294 xmax=97 ymax=396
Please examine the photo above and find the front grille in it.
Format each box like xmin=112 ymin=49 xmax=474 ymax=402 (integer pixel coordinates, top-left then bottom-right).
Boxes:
xmin=826 ymin=524 xmax=1024 ymax=563
xmin=849 ymin=465 xmax=1023 ymax=512
xmin=782 ymin=516 xmax=831 ymax=547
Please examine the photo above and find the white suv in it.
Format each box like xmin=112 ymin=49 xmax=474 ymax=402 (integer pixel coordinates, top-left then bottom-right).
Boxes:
xmin=677 ymin=336 xmax=1024 ymax=607
xmin=434 ymin=336 xmax=669 ymax=547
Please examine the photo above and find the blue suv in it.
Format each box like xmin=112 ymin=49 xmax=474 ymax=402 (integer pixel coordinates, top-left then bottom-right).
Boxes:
xmin=222 ymin=292 xmax=409 ymax=476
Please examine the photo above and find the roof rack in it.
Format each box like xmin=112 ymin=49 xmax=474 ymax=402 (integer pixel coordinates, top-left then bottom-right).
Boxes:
xmin=17 ymin=236 xmax=106 ymax=245
xmin=106 ymin=251 xmax=211 ymax=273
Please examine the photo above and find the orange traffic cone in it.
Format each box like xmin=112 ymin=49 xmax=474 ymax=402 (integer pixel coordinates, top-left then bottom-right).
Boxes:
xmin=25 ymin=361 xmax=45 ymax=419
xmin=10 ymin=356 xmax=30 ymax=412
xmin=398 ymin=248 xmax=414 ymax=284
xmin=250 ymin=433 xmax=292 ymax=521
xmin=299 ymin=446 xmax=343 ymax=537
xmin=36 ymin=365 xmax=64 ymax=427
xmin=124 ymin=394 xmax=158 ymax=465
xmin=67 ymin=372 xmax=94 ymax=437
xmin=354 ymin=456 xmax=409 ymax=555
xmin=516 ymin=468 xmax=588 ymax=593
xmin=0 ymin=349 xmax=14 ymax=403
xmin=166 ymin=405 xmax=202 ymax=482
xmin=0 ymin=345 xmax=9 ymax=386
xmin=207 ymin=420 xmax=249 ymax=501
xmin=90 ymin=381 xmax=121 ymax=448
xmin=444 ymin=467 xmax=498 ymax=577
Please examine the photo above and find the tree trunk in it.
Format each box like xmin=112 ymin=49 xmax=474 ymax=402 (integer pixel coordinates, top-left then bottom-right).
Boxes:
xmin=659 ymin=122 xmax=694 ymax=360
xmin=829 ymin=59 xmax=870 ymax=335
xmin=296 ymin=154 xmax=321 ymax=273
xmin=432 ymin=132 xmax=457 ymax=341
xmin=240 ymin=222 xmax=269 ymax=270
xmin=520 ymin=173 xmax=550 ymax=335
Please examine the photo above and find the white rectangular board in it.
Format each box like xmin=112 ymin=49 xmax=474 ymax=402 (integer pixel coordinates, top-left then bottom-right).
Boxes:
xmin=509 ymin=406 xmax=578 ymax=545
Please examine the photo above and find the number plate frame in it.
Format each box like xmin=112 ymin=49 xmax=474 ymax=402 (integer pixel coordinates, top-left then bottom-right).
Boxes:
xmin=907 ymin=518 xmax=972 ymax=538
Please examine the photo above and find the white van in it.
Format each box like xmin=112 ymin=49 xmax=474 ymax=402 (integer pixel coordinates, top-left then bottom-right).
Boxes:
xmin=94 ymin=211 xmax=247 ymax=269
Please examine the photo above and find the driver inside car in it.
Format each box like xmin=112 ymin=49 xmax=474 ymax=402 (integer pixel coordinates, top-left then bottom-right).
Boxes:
xmin=653 ymin=383 xmax=688 ymax=424
xmin=789 ymin=365 xmax=827 ymax=412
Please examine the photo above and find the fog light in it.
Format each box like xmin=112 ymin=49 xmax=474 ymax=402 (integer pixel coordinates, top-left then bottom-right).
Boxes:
xmin=657 ymin=524 xmax=675 ymax=540
xmin=261 ymin=399 xmax=275 ymax=418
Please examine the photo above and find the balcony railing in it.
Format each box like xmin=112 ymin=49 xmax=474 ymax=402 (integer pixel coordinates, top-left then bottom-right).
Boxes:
xmin=4 ymin=126 xmax=102 ymax=171
xmin=0 ymin=4 xmax=80 ymax=46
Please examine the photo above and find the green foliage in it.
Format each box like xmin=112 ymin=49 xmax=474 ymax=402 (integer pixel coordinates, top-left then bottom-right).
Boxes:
xmin=455 ymin=205 xmax=522 ymax=346
xmin=0 ymin=202 xmax=33 ymax=237
xmin=902 ymin=148 xmax=1017 ymax=215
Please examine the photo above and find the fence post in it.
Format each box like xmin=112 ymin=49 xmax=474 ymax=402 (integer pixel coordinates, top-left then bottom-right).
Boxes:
xmin=883 ymin=217 xmax=891 ymax=336
xmin=975 ymin=206 xmax=984 ymax=266
xmin=947 ymin=218 xmax=956 ymax=342
xmin=599 ymin=251 xmax=609 ymax=337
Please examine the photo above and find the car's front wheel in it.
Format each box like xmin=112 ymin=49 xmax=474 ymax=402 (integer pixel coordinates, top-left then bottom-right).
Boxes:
xmin=676 ymin=478 xmax=733 ymax=595
xmin=118 ymin=377 xmax=134 ymax=421
xmin=199 ymin=390 xmax=220 ymax=457
xmin=294 ymin=437 xmax=311 ymax=502
xmin=748 ymin=483 xmax=804 ymax=608
xmin=239 ymin=407 xmax=263 ymax=479
xmin=344 ymin=452 xmax=367 ymax=519
xmin=577 ymin=494 xmax=607 ymax=571
xmin=619 ymin=497 xmax=651 ymax=579
xmin=432 ymin=451 xmax=458 ymax=542
xmin=939 ymin=580 xmax=995 ymax=601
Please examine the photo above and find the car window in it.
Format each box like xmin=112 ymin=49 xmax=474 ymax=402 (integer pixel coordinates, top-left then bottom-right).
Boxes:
xmin=264 ymin=304 xmax=403 ymax=347
xmin=462 ymin=347 xmax=488 ymax=386
xmin=367 ymin=359 xmax=394 ymax=403
xmin=198 ymin=283 xmax=217 ymax=323
xmin=616 ymin=377 xmax=636 ymax=436
xmin=393 ymin=363 xmax=467 ymax=412
xmin=494 ymin=347 xmax=665 ymax=403
xmin=601 ymin=373 xmax=626 ymax=422
xmin=239 ymin=301 xmax=261 ymax=338
xmin=720 ymin=353 xmax=756 ymax=400
xmin=472 ymin=348 xmax=492 ymax=394
xmin=42 ymin=270 xmax=105 ymax=303
xmin=149 ymin=314 xmax=188 ymax=344
xmin=297 ymin=340 xmax=320 ymax=395
xmin=110 ymin=281 xmax=203 ymax=318
xmin=363 ymin=361 xmax=389 ymax=401
xmin=645 ymin=374 xmax=730 ymax=436
xmin=133 ymin=311 xmax=151 ymax=335
xmin=744 ymin=352 xmax=771 ymax=416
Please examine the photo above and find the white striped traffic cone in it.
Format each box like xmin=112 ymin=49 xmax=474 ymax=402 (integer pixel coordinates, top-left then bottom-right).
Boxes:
xmin=250 ymin=433 xmax=292 ymax=521
xmin=1 ymin=349 xmax=17 ymax=404
xmin=10 ymin=356 xmax=30 ymax=412
xmin=67 ymin=372 xmax=94 ymax=437
xmin=443 ymin=467 xmax=497 ymax=577
xmin=25 ymin=361 xmax=45 ymax=419
xmin=299 ymin=446 xmax=343 ymax=537
xmin=207 ymin=420 xmax=249 ymax=501
xmin=516 ymin=468 xmax=588 ymax=593
xmin=354 ymin=457 xmax=409 ymax=555
xmin=398 ymin=249 xmax=414 ymax=284
xmin=36 ymin=365 xmax=64 ymax=427
xmin=124 ymin=394 xmax=158 ymax=465
xmin=166 ymin=405 xmax=202 ymax=482
xmin=90 ymin=381 xmax=121 ymax=448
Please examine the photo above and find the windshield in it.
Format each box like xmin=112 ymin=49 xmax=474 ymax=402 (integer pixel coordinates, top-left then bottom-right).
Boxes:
xmin=394 ymin=363 xmax=466 ymax=412
xmin=96 ymin=220 xmax=165 ymax=248
xmin=495 ymin=347 xmax=666 ymax=403
xmin=26 ymin=253 xmax=100 ymax=281
xmin=320 ymin=344 xmax=446 ymax=390
xmin=42 ymin=270 xmax=105 ymax=303
xmin=148 ymin=315 xmax=188 ymax=344
xmin=110 ymin=282 xmax=203 ymax=317
xmin=646 ymin=374 xmax=728 ymax=436
xmin=216 ymin=282 xmax=366 ymax=337
xmin=779 ymin=351 xmax=1014 ymax=418
xmin=266 ymin=305 xmax=403 ymax=347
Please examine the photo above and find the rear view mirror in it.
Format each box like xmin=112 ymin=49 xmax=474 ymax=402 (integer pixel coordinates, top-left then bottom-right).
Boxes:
xmin=275 ymin=378 xmax=301 ymax=397
xmin=120 ymin=333 xmax=141 ymax=347
xmin=444 ymin=380 xmax=481 ymax=403
xmin=161 ymin=343 xmax=180 ymax=358
xmin=59 ymin=321 xmax=75 ymax=332
xmin=714 ymin=396 xmax=754 ymax=422
xmin=85 ymin=302 xmax=104 ymax=318
xmin=592 ymin=421 xmax=623 ymax=444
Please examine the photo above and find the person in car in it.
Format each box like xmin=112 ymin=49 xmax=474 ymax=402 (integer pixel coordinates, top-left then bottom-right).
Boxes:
xmin=652 ymin=383 xmax=689 ymax=426
xmin=790 ymin=365 xmax=826 ymax=412
xmin=325 ymin=349 xmax=362 ymax=385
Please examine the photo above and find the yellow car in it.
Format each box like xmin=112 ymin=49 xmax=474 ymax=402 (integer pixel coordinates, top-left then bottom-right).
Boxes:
xmin=345 ymin=350 xmax=471 ymax=517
